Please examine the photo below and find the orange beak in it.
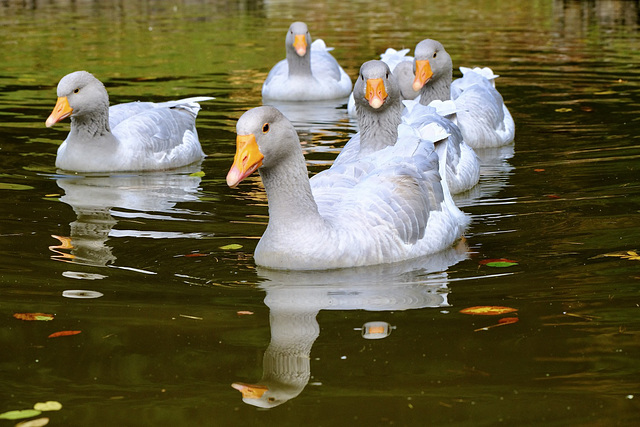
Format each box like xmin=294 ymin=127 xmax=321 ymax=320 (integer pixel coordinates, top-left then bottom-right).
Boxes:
xmin=231 ymin=382 xmax=269 ymax=399
xmin=293 ymin=34 xmax=307 ymax=56
xmin=365 ymin=78 xmax=387 ymax=109
xmin=412 ymin=59 xmax=434 ymax=92
xmin=226 ymin=134 xmax=264 ymax=188
xmin=46 ymin=96 xmax=73 ymax=127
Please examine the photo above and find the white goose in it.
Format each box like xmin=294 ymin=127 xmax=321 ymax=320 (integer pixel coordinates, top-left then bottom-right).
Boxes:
xmin=226 ymin=105 xmax=468 ymax=270
xmin=412 ymin=39 xmax=515 ymax=148
xmin=262 ymin=22 xmax=352 ymax=101
xmin=338 ymin=60 xmax=479 ymax=195
xmin=347 ymin=47 xmax=418 ymax=115
xmin=46 ymin=71 xmax=213 ymax=172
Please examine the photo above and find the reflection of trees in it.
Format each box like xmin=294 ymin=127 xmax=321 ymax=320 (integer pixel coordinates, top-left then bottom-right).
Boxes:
xmin=232 ymin=241 xmax=468 ymax=408
xmin=553 ymin=0 xmax=639 ymax=37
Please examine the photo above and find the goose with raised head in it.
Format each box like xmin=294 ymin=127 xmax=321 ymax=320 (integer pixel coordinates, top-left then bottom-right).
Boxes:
xmin=46 ymin=71 xmax=213 ymax=172
xmin=262 ymin=22 xmax=352 ymax=101
xmin=412 ymin=39 xmax=515 ymax=148
xmin=226 ymin=105 xmax=468 ymax=270
xmin=338 ymin=60 xmax=479 ymax=195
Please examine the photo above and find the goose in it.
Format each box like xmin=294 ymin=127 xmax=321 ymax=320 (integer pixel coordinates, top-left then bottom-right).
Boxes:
xmin=226 ymin=105 xmax=468 ymax=270
xmin=347 ymin=47 xmax=418 ymax=115
xmin=45 ymin=71 xmax=213 ymax=172
xmin=338 ymin=60 xmax=479 ymax=195
xmin=412 ymin=39 xmax=515 ymax=148
xmin=261 ymin=21 xmax=352 ymax=101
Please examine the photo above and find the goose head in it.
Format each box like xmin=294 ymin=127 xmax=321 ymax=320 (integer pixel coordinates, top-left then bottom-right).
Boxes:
xmin=353 ymin=60 xmax=401 ymax=111
xmin=412 ymin=39 xmax=453 ymax=92
xmin=286 ymin=21 xmax=311 ymax=58
xmin=226 ymin=106 xmax=300 ymax=188
xmin=46 ymin=71 xmax=110 ymax=128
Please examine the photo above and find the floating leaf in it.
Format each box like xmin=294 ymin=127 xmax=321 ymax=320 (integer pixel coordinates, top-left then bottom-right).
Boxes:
xmin=236 ymin=311 xmax=254 ymax=315
xmin=534 ymin=168 xmax=545 ymax=172
xmin=183 ymin=253 xmax=208 ymax=257
xmin=0 ymin=410 xmax=41 ymax=420
xmin=600 ymin=250 xmax=640 ymax=261
xmin=16 ymin=417 xmax=50 ymax=427
xmin=479 ymin=258 xmax=518 ymax=267
xmin=189 ymin=171 xmax=205 ymax=177
xmin=33 ymin=401 xmax=62 ymax=412
xmin=220 ymin=244 xmax=243 ymax=250
xmin=48 ymin=330 xmax=81 ymax=338
xmin=555 ymin=108 xmax=573 ymax=113
xmin=0 ymin=183 xmax=35 ymax=190
xmin=594 ymin=90 xmax=616 ymax=95
xmin=13 ymin=313 xmax=55 ymax=321
xmin=460 ymin=306 xmax=518 ymax=315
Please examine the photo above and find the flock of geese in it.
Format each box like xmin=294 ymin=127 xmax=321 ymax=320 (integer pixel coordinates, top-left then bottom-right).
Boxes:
xmin=45 ymin=21 xmax=515 ymax=271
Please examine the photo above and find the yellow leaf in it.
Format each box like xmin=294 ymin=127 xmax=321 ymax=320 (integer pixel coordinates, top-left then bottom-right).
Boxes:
xmin=33 ymin=401 xmax=62 ymax=412
xmin=460 ymin=306 xmax=518 ymax=315
xmin=13 ymin=313 xmax=55 ymax=321
xmin=16 ymin=417 xmax=50 ymax=427
xmin=220 ymin=244 xmax=243 ymax=250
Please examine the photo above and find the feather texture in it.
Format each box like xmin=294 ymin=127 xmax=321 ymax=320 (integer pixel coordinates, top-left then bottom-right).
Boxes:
xmin=227 ymin=106 xmax=468 ymax=270
xmin=47 ymin=71 xmax=212 ymax=172
xmin=413 ymin=39 xmax=515 ymax=148
xmin=262 ymin=22 xmax=352 ymax=101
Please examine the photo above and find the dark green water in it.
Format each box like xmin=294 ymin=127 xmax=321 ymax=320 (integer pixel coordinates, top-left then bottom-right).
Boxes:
xmin=1 ymin=0 xmax=639 ymax=425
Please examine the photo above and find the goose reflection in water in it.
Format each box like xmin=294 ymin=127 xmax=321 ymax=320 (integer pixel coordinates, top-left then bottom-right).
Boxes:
xmin=232 ymin=240 xmax=468 ymax=408
xmin=51 ymin=166 xmax=205 ymax=267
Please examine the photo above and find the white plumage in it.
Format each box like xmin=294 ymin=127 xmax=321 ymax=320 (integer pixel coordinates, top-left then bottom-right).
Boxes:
xmin=46 ymin=71 xmax=212 ymax=172
xmin=262 ymin=22 xmax=352 ymax=101
xmin=226 ymin=105 xmax=468 ymax=270
xmin=412 ymin=39 xmax=515 ymax=148
xmin=339 ymin=60 xmax=480 ymax=195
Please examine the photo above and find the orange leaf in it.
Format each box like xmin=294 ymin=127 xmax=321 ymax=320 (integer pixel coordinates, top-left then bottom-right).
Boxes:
xmin=460 ymin=306 xmax=518 ymax=315
xmin=13 ymin=313 xmax=55 ymax=321
xmin=498 ymin=317 xmax=519 ymax=325
xmin=48 ymin=330 xmax=82 ymax=338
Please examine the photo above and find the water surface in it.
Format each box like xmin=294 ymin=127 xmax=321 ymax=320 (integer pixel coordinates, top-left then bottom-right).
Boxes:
xmin=1 ymin=0 xmax=640 ymax=425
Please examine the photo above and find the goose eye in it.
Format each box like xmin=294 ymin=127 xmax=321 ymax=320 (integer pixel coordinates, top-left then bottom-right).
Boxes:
xmin=262 ymin=123 xmax=270 ymax=133
xmin=386 ymin=72 xmax=389 ymax=79
xmin=268 ymin=397 xmax=276 ymax=403
xmin=433 ymin=52 xmax=437 ymax=58
xmin=73 ymin=88 xmax=79 ymax=94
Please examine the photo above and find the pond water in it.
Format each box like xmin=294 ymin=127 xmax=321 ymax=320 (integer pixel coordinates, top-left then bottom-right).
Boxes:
xmin=1 ymin=0 xmax=640 ymax=425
